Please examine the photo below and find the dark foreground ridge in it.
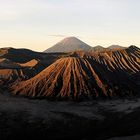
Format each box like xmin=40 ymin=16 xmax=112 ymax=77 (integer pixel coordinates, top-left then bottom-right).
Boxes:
xmin=0 ymin=93 xmax=140 ymax=140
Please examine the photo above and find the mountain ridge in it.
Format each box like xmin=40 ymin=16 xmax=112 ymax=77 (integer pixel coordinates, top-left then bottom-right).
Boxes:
xmin=44 ymin=37 xmax=92 ymax=53
xmin=11 ymin=46 xmax=140 ymax=100
xmin=44 ymin=36 xmax=137 ymax=53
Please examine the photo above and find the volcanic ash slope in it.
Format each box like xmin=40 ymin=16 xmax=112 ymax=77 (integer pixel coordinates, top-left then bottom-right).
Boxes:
xmin=11 ymin=46 xmax=140 ymax=99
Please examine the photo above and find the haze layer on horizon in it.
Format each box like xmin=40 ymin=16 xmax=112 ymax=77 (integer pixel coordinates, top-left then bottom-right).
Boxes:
xmin=0 ymin=0 xmax=140 ymax=51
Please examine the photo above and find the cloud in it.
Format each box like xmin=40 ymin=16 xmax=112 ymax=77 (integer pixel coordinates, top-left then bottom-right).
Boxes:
xmin=48 ymin=35 xmax=82 ymax=39
xmin=48 ymin=35 xmax=68 ymax=38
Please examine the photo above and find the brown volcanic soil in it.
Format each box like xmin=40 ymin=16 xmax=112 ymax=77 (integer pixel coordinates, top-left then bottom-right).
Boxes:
xmin=0 ymin=68 xmax=38 ymax=86
xmin=0 ymin=47 xmax=68 ymax=64
xmin=0 ymin=58 xmax=21 ymax=69
xmin=0 ymin=58 xmax=40 ymax=85
xmin=12 ymin=57 xmax=107 ymax=99
xmin=0 ymin=58 xmax=46 ymax=86
xmin=0 ymin=47 xmax=69 ymax=86
xmin=18 ymin=59 xmax=38 ymax=67
xmin=11 ymin=46 xmax=140 ymax=99
xmin=70 ymin=46 xmax=140 ymax=73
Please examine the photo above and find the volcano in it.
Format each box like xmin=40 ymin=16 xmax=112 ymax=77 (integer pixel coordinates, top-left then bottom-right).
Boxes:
xmin=44 ymin=37 xmax=92 ymax=53
xmin=12 ymin=46 xmax=140 ymax=99
xmin=12 ymin=57 xmax=107 ymax=99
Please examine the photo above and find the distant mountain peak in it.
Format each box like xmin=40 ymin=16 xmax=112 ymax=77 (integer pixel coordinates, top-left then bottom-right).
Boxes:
xmin=44 ymin=37 xmax=92 ymax=53
xmin=62 ymin=36 xmax=79 ymax=40
xmin=92 ymin=45 xmax=105 ymax=51
xmin=129 ymin=45 xmax=139 ymax=49
xmin=58 ymin=36 xmax=85 ymax=44
xmin=108 ymin=45 xmax=125 ymax=50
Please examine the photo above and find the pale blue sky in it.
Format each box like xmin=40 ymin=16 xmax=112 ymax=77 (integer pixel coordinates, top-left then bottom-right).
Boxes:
xmin=0 ymin=0 xmax=140 ymax=51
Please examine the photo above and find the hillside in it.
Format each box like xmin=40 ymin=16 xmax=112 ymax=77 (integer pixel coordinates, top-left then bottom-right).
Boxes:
xmin=0 ymin=47 xmax=69 ymax=85
xmin=11 ymin=46 xmax=140 ymax=99
xmin=92 ymin=45 xmax=105 ymax=51
xmin=108 ymin=45 xmax=125 ymax=50
xmin=44 ymin=37 xmax=92 ymax=53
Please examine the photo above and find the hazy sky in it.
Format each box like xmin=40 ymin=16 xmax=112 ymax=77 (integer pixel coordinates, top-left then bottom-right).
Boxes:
xmin=0 ymin=0 xmax=140 ymax=51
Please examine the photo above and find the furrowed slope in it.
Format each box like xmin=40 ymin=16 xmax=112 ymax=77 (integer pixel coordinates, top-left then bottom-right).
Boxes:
xmin=71 ymin=46 xmax=140 ymax=73
xmin=11 ymin=46 xmax=140 ymax=99
xmin=12 ymin=57 xmax=108 ymax=99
